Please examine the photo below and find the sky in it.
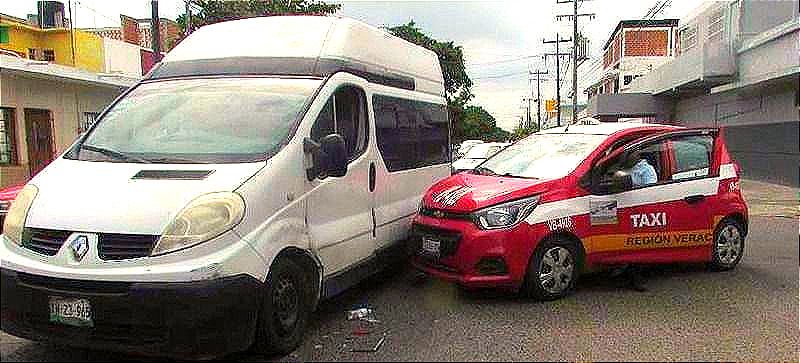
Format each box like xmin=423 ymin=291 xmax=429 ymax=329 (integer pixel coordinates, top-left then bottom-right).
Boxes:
xmin=1 ymin=0 xmax=709 ymax=131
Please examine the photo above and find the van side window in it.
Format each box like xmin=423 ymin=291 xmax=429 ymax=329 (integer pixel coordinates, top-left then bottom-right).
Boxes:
xmin=311 ymin=86 xmax=368 ymax=161
xmin=373 ymin=95 xmax=449 ymax=172
xmin=670 ymin=135 xmax=712 ymax=180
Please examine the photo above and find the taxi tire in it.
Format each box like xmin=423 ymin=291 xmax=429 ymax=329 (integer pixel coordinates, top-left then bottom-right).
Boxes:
xmin=709 ymin=218 xmax=745 ymax=271
xmin=253 ymin=258 xmax=312 ymax=355
xmin=524 ymin=236 xmax=580 ymax=301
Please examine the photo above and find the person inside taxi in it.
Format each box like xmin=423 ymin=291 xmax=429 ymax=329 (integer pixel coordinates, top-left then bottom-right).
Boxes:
xmin=629 ymin=150 xmax=658 ymax=187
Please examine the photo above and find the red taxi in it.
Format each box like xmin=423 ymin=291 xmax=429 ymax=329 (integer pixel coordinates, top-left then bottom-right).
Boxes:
xmin=411 ymin=122 xmax=748 ymax=300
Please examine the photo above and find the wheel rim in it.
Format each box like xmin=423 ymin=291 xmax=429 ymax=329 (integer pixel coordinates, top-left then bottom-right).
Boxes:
xmin=716 ymin=224 xmax=743 ymax=265
xmin=539 ymin=246 xmax=574 ymax=294
xmin=273 ymin=276 xmax=299 ymax=336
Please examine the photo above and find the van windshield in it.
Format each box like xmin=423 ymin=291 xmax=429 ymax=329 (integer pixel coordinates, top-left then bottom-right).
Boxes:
xmin=475 ymin=133 xmax=606 ymax=179
xmin=75 ymin=77 xmax=321 ymax=164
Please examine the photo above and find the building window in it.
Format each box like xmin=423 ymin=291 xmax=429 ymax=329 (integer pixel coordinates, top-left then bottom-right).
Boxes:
xmin=624 ymin=75 xmax=634 ymax=85
xmin=706 ymin=7 xmax=726 ymax=41
xmin=28 ymin=48 xmax=38 ymax=60
xmin=80 ymin=112 xmax=101 ymax=132
xmin=679 ymin=25 xmax=698 ymax=54
xmin=0 ymin=26 xmax=9 ymax=44
xmin=0 ymin=107 xmax=17 ymax=165
xmin=42 ymin=49 xmax=55 ymax=62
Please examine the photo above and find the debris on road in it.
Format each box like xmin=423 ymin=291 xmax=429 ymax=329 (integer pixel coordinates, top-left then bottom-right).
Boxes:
xmin=347 ymin=307 xmax=380 ymax=323
xmin=351 ymin=333 xmax=387 ymax=353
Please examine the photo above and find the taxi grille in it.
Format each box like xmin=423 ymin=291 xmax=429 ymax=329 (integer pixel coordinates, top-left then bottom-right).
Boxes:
xmin=411 ymin=224 xmax=462 ymax=258
xmin=20 ymin=228 xmax=158 ymax=260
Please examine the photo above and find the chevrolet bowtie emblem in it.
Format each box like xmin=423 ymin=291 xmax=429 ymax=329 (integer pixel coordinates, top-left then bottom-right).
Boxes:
xmin=432 ymin=185 xmax=472 ymax=207
xmin=69 ymin=235 xmax=90 ymax=261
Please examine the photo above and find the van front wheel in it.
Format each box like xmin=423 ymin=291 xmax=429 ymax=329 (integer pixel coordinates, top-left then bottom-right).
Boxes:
xmin=254 ymin=258 xmax=312 ymax=355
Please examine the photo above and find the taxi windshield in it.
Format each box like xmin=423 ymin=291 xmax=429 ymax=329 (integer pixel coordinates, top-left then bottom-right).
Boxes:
xmin=476 ymin=133 xmax=606 ymax=179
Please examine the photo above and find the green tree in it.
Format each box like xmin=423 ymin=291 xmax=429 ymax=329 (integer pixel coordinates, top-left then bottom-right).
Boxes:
xmin=177 ymin=0 xmax=341 ymax=34
xmin=460 ymin=106 xmax=511 ymax=142
xmin=511 ymin=123 xmax=539 ymax=141
xmin=384 ymin=21 xmax=476 ymax=141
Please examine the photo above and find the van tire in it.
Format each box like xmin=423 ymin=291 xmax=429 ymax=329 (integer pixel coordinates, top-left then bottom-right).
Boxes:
xmin=253 ymin=258 xmax=312 ymax=355
xmin=524 ymin=236 xmax=579 ymax=301
xmin=709 ymin=218 xmax=745 ymax=271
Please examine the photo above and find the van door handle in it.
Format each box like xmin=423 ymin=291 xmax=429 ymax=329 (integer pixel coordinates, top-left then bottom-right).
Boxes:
xmin=369 ymin=162 xmax=376 ymax=192
xmin=684 ymin=195 xmax=705 ymax=204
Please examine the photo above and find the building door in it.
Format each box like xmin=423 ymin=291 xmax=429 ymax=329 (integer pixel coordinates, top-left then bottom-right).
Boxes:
xmin=24 ymin=108 xmax=54 ymax=177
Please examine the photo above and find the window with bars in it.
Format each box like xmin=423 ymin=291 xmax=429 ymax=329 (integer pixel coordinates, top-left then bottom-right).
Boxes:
xmin=42 ymin=49 xmax=55 ymax=62
xmin=0 ymin=107 xmax=17 ymax=165
xmin=80 ymin=112 xmax=101 ymax=132
xmin=706 ymin=7 xmax=726 ymax=41
xmin=678 ymin=25 xmax=698 ymax=54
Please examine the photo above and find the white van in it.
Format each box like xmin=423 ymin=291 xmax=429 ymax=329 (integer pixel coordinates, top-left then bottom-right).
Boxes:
xmin=0 ymin=16 xmax=450 ymax=359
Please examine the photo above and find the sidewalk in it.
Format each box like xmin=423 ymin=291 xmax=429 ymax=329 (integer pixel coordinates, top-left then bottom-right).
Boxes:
xmin=741 ymin=179 xmax=799 ymax=218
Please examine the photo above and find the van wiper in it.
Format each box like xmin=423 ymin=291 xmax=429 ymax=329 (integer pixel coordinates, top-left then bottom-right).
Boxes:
xmin=146 ymin=156 xmax=208 ymax=164
xmin=80 ymin=144 xmax=151 ymax=164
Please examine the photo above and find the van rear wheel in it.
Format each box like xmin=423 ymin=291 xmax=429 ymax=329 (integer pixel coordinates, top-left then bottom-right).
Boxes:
xmin=254 ymin=258 xmax=312 ymax=355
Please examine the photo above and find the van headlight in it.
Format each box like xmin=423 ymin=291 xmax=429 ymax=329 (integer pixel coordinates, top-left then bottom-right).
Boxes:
xmin=472 ymin=195 xmax=539 ymax=230
xmin=3 ymin=185 xmax=38 ymax=245
xmin=152 ymin=192 xmax=245 ymax=256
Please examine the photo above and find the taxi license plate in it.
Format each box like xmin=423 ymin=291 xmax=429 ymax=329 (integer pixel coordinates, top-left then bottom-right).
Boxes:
xmin=421 ymin=237 xmax=441 ymax=258
xmin=49 ymin=297 xmax=93 ymax=327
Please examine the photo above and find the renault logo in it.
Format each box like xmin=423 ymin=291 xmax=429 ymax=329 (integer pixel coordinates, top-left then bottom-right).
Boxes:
xmin=69 ymin=235 xmax=90 ymax=261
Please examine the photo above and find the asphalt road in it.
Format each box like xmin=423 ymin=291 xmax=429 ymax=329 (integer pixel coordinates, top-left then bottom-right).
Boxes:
xmin=2 ymin=214 xmax=797 ymax=361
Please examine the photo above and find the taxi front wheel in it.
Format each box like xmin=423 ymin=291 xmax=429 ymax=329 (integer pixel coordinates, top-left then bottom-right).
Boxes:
xmin=709 ymin=219 xmax=745 ymax=271
xmin=524 ymin=237 xmax=580 ymax=300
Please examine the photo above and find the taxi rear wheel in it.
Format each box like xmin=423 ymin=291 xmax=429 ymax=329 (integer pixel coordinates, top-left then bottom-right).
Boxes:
xmin=524 ymin=237 xmax=579 ymax=300
xmin=709 ymin=219 xmax=745 ymax=271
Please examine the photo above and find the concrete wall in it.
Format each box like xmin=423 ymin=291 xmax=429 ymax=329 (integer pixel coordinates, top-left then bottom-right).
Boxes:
xmin=103 ymin=37 xmax=142 ymax=76
xmin=674 ymin=78 xmax=799 ymax=186
xmin=0 ymin=74 xmax=124 ymax=187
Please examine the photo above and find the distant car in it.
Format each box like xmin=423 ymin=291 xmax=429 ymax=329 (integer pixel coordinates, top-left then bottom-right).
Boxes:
xmin=451 ymin=142 xmax=510 ymax=173
xmin=0 ymin=184 xmax=23 ymax=234
xmin=455 ymin=140 xmax=484 ymax=159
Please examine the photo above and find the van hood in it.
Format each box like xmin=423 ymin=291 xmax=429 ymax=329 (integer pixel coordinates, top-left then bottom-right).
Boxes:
xmin=422 ymin=172 xmax=556 ymax=212
xmin=25 ymin=158 xmax=264 ymax=235
xmin=451 ymin=158 xmax=484 ymax=172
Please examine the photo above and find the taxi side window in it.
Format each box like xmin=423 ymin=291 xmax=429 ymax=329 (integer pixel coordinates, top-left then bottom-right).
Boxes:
xmin=600 ymin=140 xmax=669 ymax=190
xmin=670 ymin=135 xmax=713 ymax=180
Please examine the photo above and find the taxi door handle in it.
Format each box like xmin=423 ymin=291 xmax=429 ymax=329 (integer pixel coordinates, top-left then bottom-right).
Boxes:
xmin=684 ymin=195 xmax=705 ymax=204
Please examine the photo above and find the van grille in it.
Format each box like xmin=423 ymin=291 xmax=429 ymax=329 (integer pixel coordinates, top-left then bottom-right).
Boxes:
xmin=98 ymin=233 xmax=159 ymax=260
xmin=20 ymin=228 xmax=158 ymax=260
xmin=22 ymin=229 xmax=70 ymax=256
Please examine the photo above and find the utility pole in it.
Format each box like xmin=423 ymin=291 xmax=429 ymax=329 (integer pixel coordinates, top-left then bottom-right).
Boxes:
xmin=185 ymin=0 xmax=192 ymax=36
xmin=543 ymin=34 xmax=571 ymax=127
xmin=530 ymin=69 xmax=548 ymax=130
xmin=556 ymin=0 xmax=595 ymax=125
xmin=151 ymin=0 xmax=162 ymax=62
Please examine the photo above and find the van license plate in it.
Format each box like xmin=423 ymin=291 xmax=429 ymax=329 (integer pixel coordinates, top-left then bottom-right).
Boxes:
xmin=421 ymin=237 xmax=441 ymax=258
xmin=49 ymin=297 xmax=93 ymax=327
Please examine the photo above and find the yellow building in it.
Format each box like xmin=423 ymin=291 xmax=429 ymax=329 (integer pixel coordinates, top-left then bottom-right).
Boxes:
xmin=0 ymin=13 xmax=104 ymax=73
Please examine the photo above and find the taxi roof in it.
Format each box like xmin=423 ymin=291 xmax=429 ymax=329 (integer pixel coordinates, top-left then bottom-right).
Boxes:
xmin=540 ymin=119 xmax=682 ymax=136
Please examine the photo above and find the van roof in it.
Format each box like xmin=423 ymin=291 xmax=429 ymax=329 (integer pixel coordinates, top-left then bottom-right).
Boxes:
xmin=150 ymin=16 xmax=445 ymax=96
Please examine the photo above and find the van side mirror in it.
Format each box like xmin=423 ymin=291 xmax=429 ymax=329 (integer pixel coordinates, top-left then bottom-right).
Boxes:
xmin=304 ymin=134 xmax=348 ymax=180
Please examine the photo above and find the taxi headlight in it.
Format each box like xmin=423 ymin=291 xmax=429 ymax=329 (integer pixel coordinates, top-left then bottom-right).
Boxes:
xmin=152 ymin=192 xmax=245 ymax=256
xmin=3 ymin=185 xmax=38 ymax=245
xmin=472 ymin=195 xmax=539 ymax=230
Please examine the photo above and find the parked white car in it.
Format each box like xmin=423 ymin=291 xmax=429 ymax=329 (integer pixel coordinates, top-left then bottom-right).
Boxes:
xmin=455 ymin=139 xmax=484 ymax=158
xmin=0 ymin=16 xmax=450 ymax=359
xmin=451 ymin=142 xmax=510 ymax=172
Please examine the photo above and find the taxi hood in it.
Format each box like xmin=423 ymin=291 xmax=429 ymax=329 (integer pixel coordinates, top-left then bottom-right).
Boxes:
xmin=24 ymin=158 xmax=264 ymax=235
xmin=422 ymin=172 xmax=557 ymax=212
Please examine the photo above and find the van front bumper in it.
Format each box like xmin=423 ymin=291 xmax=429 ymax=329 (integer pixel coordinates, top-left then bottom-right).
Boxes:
xmin=0 ymin=267 xmax=262 ymax=360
